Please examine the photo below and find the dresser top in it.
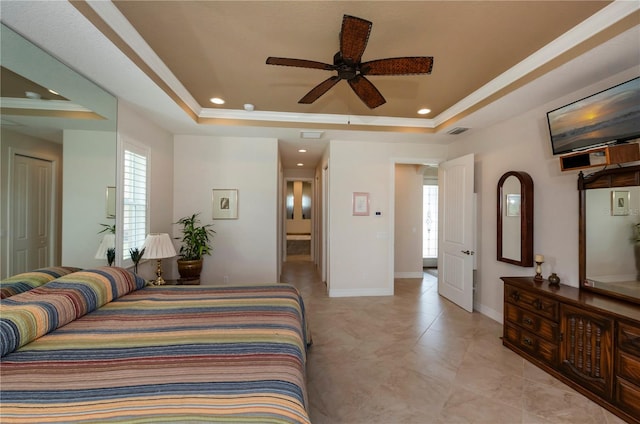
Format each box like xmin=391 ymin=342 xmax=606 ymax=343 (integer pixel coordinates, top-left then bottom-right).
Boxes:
xmin=502 ymin=276 xmax=640 ymax=323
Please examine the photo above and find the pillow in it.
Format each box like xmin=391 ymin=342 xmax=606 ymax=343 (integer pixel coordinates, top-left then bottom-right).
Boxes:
xmin=0 ymin=267 xmax=145 ymax=357
xmin=0 ymin=266 xmax=82 ymax=299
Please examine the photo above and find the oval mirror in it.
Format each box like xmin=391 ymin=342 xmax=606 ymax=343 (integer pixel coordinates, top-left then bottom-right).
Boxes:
xmin=497 ymin=171 xmax=534 ymax=266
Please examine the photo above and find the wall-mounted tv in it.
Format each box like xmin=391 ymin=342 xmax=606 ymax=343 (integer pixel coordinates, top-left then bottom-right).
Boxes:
xmin=546 ymin=76 xmax=640 ymax=156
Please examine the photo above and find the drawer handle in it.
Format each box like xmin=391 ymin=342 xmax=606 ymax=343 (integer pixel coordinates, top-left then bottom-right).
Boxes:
xmin=523 ymin=317 xmax=533 ymax=326
xmin=523 ymin=337 xmax=533 ymax=346
xmin=510 ymin=291 xmax=520 ymax=302
xmin=532 ymin=299 xmax=543 ymax=310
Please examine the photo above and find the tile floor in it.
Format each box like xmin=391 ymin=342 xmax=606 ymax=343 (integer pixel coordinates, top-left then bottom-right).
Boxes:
xmin=281 ymin=258 xmax=628 ymax=424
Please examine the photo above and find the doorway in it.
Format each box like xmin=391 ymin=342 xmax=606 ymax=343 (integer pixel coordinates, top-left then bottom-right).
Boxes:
xmin=285 ymin=179 xmax=313 ymax=261
xmin=422 ymin=167 xmax=438 ymax=276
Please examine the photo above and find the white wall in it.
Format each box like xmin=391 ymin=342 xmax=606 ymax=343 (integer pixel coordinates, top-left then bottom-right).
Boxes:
xmin=447 ymin=68 xmax=639 ymax=322
xmin=394 ymin=164 xmax=424 ymax=278
xmin=62 ymin=130 xmax=116 ymax=268
xmin=117 ymin=101 xmax=174 ymax=280
xmin=173 ymin=135 xmax=279 ymax=285
xmin=328 ymin=139 xmax=448 ymax=297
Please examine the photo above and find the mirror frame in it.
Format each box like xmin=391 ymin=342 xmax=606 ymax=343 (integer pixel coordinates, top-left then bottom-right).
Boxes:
xmin=579 ymin=164 xmax=640 ymax=305
xmin=497 ymin=171 xmax=534 ymax=266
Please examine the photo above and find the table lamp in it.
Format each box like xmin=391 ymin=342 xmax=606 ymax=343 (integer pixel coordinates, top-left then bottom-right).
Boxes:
xmin=143 ymin=233 xmax=177 ymax=285
xmin=95 ymin=234 xmax=116 ymax=265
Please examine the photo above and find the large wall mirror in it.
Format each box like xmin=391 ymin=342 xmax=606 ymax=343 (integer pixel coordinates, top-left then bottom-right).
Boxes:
xmin=497 ymin=171 xmax=534 ymax=267
xmin=579 ymin=165 xmax=640 ymax=305
xmin=0 ymin=23 xmax=118 ymax=277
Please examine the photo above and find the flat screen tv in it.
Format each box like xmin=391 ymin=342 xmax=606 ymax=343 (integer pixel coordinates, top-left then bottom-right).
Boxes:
xmin=546 ymin=76 xmax=640 ymax=155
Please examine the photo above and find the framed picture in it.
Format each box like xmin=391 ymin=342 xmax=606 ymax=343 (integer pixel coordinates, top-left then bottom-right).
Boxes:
xmin=105 ymin=186 xmax=116 ymax=218
xmin=611 ymin=190 xmax=629 ymax=216
xmin=352 ymin=192 xmax=370 ymax=216
xmin=212 ymin=189 xmax=238 ymax=219
xmin=506 ymin=194 xmax=521 ymax=217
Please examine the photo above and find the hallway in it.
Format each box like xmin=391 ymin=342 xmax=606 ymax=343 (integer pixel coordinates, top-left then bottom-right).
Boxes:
xmin=281 ymin=259 xmax=625 ymax=424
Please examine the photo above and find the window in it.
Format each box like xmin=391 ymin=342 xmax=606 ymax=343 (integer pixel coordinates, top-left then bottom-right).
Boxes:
xmin=122 ymin=144 xmax=148 ymax=261
xmin=422 ymin=185 xmax=438 ymax=258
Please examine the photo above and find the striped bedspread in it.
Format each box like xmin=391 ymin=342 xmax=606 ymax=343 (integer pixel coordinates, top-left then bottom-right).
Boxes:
xmin=0 ymin=284 xmax=311 ymax=423
xmin=0 ymin=266 xmax=81 ymax=299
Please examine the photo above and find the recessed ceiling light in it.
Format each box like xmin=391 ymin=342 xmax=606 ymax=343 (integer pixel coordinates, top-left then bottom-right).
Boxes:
xmin=210 ymin=97 xmax=225 ymax=105
xmin=417 ymin=108 xmax=431 ymax=115
xmin=297 ymin=163 xmax=304 ymax=167
xmin=298 ymin=149 xmax=307 ymax=153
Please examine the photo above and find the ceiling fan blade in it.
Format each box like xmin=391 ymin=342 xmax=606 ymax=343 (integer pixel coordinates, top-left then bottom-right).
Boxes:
xmin=348 ymin=75 xmax=386 ymax=109
xmin=340 ymin=15 xmax=372 ymax=64
xmin=266 ymin=57 xmax=334 ymax=70
xmin=299 ymin=76 xmax=341 ymax=104
xmin=361 ymin=57 xmax=434 ymax=75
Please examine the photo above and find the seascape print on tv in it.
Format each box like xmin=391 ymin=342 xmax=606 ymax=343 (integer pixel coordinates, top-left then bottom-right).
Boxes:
xmin=547 ymin=77 xmax=640 ymax=155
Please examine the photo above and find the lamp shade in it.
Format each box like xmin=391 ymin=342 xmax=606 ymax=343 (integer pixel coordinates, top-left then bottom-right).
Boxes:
xmin=143 ymin=233 xmax=177 ymax=259
xmin=95 ymin=234 xmax=116 ymax=259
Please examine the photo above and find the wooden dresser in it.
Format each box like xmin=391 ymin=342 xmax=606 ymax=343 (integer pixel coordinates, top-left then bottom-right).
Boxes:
xmin=502 ymin=276 xmax=640 ymax=423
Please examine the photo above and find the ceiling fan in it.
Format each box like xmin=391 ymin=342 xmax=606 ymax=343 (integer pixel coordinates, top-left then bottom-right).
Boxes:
xmin=266 ymin=14 xmax=434 ymax=109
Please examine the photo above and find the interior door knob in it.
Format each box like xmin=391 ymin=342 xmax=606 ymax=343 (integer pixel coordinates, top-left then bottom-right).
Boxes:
xmin=461 ymin=250 xmax=474 ymax=255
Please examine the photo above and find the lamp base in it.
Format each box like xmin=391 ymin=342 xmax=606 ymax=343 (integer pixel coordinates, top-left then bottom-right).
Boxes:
xmin=149 ymin=259 xmax=166 ymax=286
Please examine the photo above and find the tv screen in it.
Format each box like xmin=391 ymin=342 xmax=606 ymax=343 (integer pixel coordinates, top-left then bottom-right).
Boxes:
xmin=546 ymin=77 xmax=640 ymax=155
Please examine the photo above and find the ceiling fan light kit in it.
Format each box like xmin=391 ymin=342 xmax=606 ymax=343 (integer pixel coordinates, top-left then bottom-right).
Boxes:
xmin=266 ymin=14 xmax=434 ymax=109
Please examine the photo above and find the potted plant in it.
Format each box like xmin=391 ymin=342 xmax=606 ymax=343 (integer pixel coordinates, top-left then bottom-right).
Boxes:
xmin=129 ymin=247 xmax=145 ymax=274
xmin=175 ymin=213 xmax=215 ymax=280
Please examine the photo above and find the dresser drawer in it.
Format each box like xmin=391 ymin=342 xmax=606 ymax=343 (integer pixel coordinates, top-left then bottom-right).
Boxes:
xmin=617 ymin=350 xmax=640 ymax=386
xmin=505 ymin=284 xmax=558 ymax=321
xmin=505 ymin=302 xmax=559 ymax=342
xmin=619 ymin=321 xmax=640 ymax=357
xmin=615 ymin=377 xmax=640 ymax=419
xmin=505 ymin=322 xmax=558 ymax=366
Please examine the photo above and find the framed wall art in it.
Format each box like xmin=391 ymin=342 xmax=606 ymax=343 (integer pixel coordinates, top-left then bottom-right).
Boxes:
xmin=212 ymin=189 xmax=238 ymax=219
xmin=611 ymin=190 xmax=629 ymax=216
xmin=352 ymin=192 xmax=370 ymax=216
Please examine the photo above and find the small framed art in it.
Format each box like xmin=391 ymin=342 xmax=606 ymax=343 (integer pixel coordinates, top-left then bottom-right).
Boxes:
xmin=352 ymin=192 xmax=370 ymax=216
xmin=212 ymin=189 xmax=238 ymax=219
xmin=611 ymin=190 xmax=629 ymax=216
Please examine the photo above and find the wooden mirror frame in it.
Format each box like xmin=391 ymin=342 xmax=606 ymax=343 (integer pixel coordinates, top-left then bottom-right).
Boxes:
xmin=497 ymin=171 xmax=534 ymax=266
xmin=578 ymin=164 xmax=640 ymax=305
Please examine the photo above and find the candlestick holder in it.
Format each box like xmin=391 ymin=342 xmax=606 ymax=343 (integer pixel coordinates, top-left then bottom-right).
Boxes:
xmin=534 ymin=261 xmax=544 ymax=282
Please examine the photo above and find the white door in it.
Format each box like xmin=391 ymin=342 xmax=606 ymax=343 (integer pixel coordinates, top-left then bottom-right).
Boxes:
xmin=438 ymin=154 xmax=474 ymax=312
xmin=11 ymin=154 xmax=53 ymax=274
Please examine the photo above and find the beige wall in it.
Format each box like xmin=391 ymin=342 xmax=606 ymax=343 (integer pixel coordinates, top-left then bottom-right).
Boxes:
xmin=394 ymin=164 xmax=424 ymax=278
xmin=328 ymin=139 xmax=448 ymax=297
xmin=173 ymin=134 xmax=279 ymax=285
xmin=447 ymin=67 xmax=638 ymax=321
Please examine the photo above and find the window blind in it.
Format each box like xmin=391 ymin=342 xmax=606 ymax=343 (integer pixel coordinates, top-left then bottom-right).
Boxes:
xmin=123 ymin=148 xmax=148 ymax=260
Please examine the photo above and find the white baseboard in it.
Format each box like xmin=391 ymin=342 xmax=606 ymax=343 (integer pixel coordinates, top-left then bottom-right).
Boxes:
xmin=475 ymin=302 xmax=503 ymax=324
xmin=394 ymin=271 xmax=425 ymax=279
xmin=329 ymin=288 xmax=394 ymax=297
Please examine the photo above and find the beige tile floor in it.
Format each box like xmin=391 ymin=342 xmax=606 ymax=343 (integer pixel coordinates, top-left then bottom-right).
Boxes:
xmin=281 ymin=258 xmax=628 ymax=424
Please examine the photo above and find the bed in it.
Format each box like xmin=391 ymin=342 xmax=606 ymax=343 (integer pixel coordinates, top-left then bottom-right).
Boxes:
xmin=0 ymin=267 xmax=311 ymax=423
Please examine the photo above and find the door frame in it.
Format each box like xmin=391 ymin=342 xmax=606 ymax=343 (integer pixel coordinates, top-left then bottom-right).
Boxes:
xmin=388 ymin=156 xmax=444 ymax=296
xmin=6 ymin=147 xmax=59 ymax=276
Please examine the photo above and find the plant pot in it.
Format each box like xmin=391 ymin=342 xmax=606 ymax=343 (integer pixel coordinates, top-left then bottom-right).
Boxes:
xmin=177 ymin=259 xmax=203 ymax=280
